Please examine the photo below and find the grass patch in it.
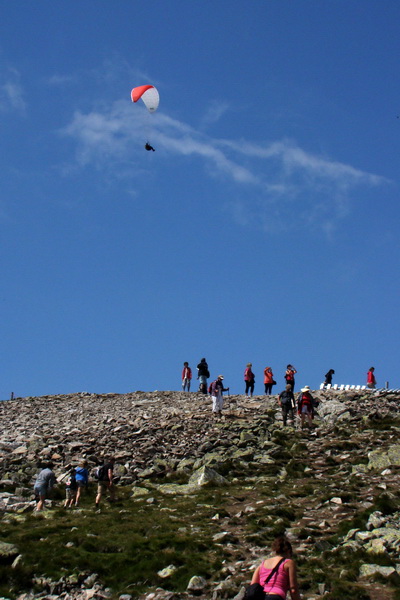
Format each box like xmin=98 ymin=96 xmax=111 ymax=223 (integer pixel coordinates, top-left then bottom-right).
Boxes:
xmin=0 ymin=487 xmax=227 ymax=598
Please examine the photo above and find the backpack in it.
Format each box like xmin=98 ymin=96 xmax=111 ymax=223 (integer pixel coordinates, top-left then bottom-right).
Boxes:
xmin=94 ymin=465 xmax=107 ymax=480
xmin=280 ymin=390 xmax=293 ymax=406
xmin=66 ymin=472 xmax=77 ymax=489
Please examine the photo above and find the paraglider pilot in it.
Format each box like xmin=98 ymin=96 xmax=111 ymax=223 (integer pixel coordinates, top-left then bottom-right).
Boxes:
xmin=145 ymin=142 xmax=155 ymax=152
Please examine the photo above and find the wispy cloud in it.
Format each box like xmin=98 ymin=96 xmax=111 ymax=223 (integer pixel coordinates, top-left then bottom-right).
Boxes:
xmin=61 ymin=97 xmax=389 ymax=233
xmin=0 ymin=67 xmax=26 ymax=114
xmin=199 ymin=100 xmax=230 ymax=130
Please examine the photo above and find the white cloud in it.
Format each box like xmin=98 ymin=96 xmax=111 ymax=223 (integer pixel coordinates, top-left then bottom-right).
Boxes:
xmin=0 ymin=67 xmax=26 ymax=114
xmin=199 ymin=100 xmax=230 ymax=129
xmin=61 ymin=98 xmax=389 ymax=233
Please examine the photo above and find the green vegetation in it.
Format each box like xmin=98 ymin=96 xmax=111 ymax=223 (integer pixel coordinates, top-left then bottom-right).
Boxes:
xmin=0 ymin=486 xmax=226 ymax=598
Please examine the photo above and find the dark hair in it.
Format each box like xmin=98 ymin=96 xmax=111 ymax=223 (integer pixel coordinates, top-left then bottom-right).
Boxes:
xmin=271 ymin=535 xmax=293 ymax=557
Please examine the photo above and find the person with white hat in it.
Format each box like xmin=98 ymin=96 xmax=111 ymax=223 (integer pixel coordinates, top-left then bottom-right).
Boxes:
xmin=209 ymin=375 xmax=229 ymax=417
xmin=297 ymin=386 xmax=315 ymax=430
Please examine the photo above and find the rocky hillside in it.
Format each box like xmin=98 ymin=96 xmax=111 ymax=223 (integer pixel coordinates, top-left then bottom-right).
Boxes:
xmin=0 ymin=388 xmax=399 ymax=600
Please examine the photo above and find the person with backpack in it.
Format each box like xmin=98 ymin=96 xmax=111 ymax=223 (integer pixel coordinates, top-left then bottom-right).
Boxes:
xmin=209 ymin=375 xmax=229 ymax=417
xmin=284 ymin=365 xmax=297 ymax=392
xmin=64 ymin=467 xmax=78 ymax=508
xmin=181 ymin=362 xmax=192 ymax=392
xmin=95 ymin=457 xmax=116 ymax=509
xmin=74 ymin=460 xmax=89 ymax=506
xmin=297 ymin=386 xmax=315 ymax=430
xmin=197 ymin=358 xmax=210 ymax=394
xmin=278 ymin=384 xmax=295 ymax=426
xmin=249 ymin=535 xmax=301 ymax=600
xmin=33 ymin=462 xmax=56 ymax=512
xmin=264 ymin=366 xmax=275 ymax=395
xmin=244 ymin=363 xmax=255 ymax=397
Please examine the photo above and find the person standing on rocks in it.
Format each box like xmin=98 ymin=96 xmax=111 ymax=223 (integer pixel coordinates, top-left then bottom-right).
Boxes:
xmin=284 ymin=365 xmax=297 ymax=392
xmin=197 ymin=358 xmax=210 ymax=394
xmin=250 ymin=535 xmax=301 ymax=600
xmin=34 ymin=462 xmax=56 ymax=512
xmin=210 ymin=375 xmax=229 ymax=417
xmin=367 ymin=367 xmax=376 ymax=389
xmin=264 ymin=366 xmax=275 ymax=395
xmin=324 ymin=369 xmax=335 ymax=388
xmin=244 ymin=363 xmax=255 ymax=397
xmin=74 ymin=460 xmax=89 ymax=506
xmin=297 ymin=386 xmax=315 ymax=430
xmin=279 ymin=384 xmax=295 ymax=426
xmin=181 ymin=362 xmax=192 ymax=392
xmin=95 ymin=457 xmax=116 ymax=509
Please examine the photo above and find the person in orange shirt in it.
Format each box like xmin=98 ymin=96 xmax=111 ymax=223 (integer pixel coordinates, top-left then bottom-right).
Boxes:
xmin=264 ymin=366 xmax=274 ymax=395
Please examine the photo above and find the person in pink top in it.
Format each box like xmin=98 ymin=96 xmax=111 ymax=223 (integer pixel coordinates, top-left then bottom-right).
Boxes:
xmin=250 ymin=535 xmax=300 ymax=600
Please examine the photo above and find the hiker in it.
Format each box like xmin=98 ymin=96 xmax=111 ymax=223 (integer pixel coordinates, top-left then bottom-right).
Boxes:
xmin=95 ymin=457 xmax=116 ymax=509
xmin=244 ymin=363 xmax=255 ymax=397
xmin=250 ymin=535 xmax=301 ymax=600
xmin=74 ymin=460 xmax=89 ymax=506
xmin=279 ymin=384 xmax=295 ymax=426
xmin=264 ymin=366 xmax=275 ymax=395
xmin=284 ymin=365 xmax=297 ymax=392
xmin=297 ymin=386 xmax=315 ymax=430
xmin=197 ymin=358 xmax=210 ymax=394
xmin=367 ymin=367 xmax=376 ymax=389
xmin=324 ymin=369 xmax=335 ymax=388
xmin=210 ymin=375 xmax=229 ymax=417
xmin=64 ymin=467 xmax=78 ymax=508
xmin=33 ymin=462 xmax=56 ymax=512
xmin=182 ymin=362 xmax=192 ymax=392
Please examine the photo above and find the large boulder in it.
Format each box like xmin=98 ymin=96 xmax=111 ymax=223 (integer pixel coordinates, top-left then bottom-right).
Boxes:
xmin=188 ymin=466 xmax=229 ymax=488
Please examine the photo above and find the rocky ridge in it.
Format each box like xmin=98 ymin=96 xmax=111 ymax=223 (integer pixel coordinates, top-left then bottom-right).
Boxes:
xmin=0 ymin=388 xmax=399 ymax=600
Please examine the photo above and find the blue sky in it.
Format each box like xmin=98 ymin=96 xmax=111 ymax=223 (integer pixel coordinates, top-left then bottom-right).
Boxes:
xmin=1 ymin=1 xmax=399 ymax=399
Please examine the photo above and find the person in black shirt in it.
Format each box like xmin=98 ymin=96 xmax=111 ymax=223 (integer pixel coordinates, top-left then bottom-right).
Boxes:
xmin=95 ymin=457 xmax=116 ymax=509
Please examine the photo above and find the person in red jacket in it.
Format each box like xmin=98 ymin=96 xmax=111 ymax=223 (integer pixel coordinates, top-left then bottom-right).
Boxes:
xmin=182 ymin=362 xmax=192 ymax=391
xmin=244 ymin=363 xmax=255 ymax=397
xmin=264 ymin=366 xmax=274 ymax=395
xmin=284 ymin=364 xmax=297 ymax=392
xmin=367 ymin=367 xmax=376 ymax=389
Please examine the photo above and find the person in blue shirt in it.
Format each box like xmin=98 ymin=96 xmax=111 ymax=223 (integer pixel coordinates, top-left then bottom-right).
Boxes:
xmin=74 ymin=460 xmax=89 ymax=506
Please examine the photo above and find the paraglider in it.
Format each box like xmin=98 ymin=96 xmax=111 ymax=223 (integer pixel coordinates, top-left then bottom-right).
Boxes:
xmin=131 ymin=85 xmax=159 ymax=112
xmin=131 ymin=85 xmax=159 ymax=151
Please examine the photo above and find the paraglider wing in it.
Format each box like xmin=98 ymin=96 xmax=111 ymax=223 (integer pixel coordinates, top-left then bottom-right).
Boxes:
xmin=131 ymin=85 xmax=159 ymax=113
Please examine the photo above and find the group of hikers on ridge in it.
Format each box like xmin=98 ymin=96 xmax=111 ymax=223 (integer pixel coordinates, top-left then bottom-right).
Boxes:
xmin=182 ymin=360 xmax=298 ymax=396
xmin=181 ymin=359 xmax=378 ymax=425
xmin=181 ymin=359 xmax=314 ymax=426
xmin=182 ymin=361 xmax=379 ymax=396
